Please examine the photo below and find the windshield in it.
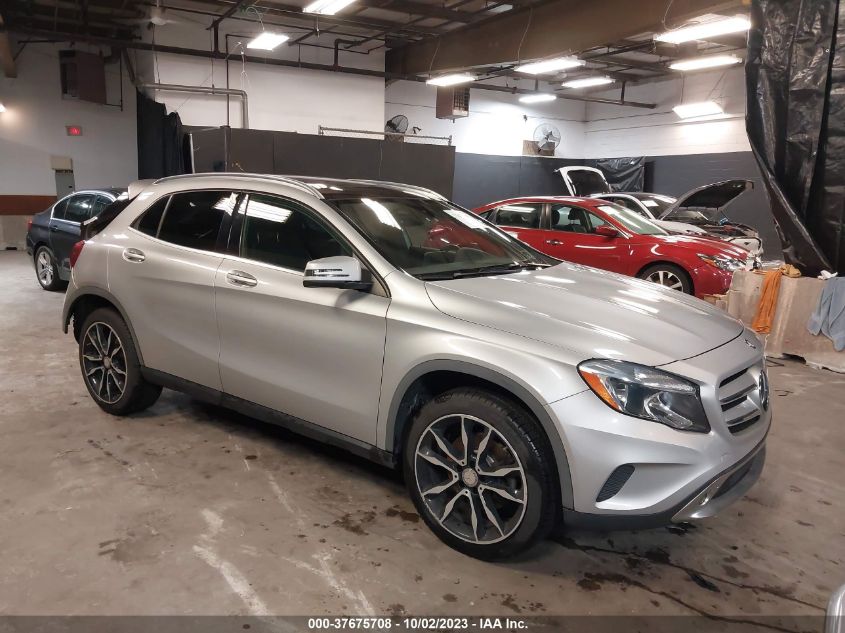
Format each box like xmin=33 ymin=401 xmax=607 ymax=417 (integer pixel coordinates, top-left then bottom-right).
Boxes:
xmin=330 ymin=197 xmax=553 ymax=279
xmin=565 ymin=169 xmax=611 ymax=195
xmin=598 ymin=204 xmax=668 ymax=236
xmin=632 ymin=194 xmax=675 ymax=215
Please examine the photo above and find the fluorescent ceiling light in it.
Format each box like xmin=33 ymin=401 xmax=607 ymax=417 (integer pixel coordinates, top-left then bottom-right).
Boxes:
xmin=562 ymin=76 xmax=614 ymax=89
xmin=303 ymin=0 xmax=357 ymax=15
xmin=670 ymin=54 xmax=742 ymax=71
xmin=519 ymin=93 xmax=557 ymax=103
xmin=0 ymin=103 xmax=5 ymax=113
xmin=514 ymin=57 xmax=584 ymax=74
xmin=246 ymin=32 xmax=289 ymax=50
xmin=656 ymin=16 xmax=751 ymax=44
xmin=426 ymin=73 xmax=475 ymax=86
xmin=673 ymin=100 xmax=724 ymax=118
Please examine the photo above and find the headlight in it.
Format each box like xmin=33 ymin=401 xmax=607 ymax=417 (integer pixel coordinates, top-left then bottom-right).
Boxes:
xmin=578 ymin=360 xmax=710 ymax=432
xmin=698 ymin=253 xmax=745 ymax=271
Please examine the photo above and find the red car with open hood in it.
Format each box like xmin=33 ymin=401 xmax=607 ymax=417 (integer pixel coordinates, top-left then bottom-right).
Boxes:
xmin=473 ymin=196 xmax=753 ymax=299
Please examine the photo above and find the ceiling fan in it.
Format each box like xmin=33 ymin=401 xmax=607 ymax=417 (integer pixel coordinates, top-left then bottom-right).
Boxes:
xmin=119 ymin=1 xmax=202 ymax=28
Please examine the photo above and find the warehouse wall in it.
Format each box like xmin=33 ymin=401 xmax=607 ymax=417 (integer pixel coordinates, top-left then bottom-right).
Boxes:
xmin=583 ymin=66 xmax=749 ymax=158
xmin=385 ymin=81 xmax=587 ymax=157
xmin=0 ymin=43 xmax=138 ymax=196
xmin=137 ymin=21 xmax=385 ymax=134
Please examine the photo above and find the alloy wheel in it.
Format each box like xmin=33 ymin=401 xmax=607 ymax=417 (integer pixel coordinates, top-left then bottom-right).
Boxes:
xmin=36 ymin=251 xmax=53 ymax=287
xmin=414 ymin=414 xmax=527 ymax=544
xmin=647 ymin=269 xmax=684 ymax=291
xmin=81 ymin=322 xmax=127 ymax=404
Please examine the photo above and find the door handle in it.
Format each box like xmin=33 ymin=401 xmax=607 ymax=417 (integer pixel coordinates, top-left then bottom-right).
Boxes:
xmin=50 ymin=226 xmax=59 ymax=232
xmin=226 ymin=270 xmax=258 ymax=288
xmin=122 ymin=248 xmax=146 ymax=263
xmin=545 ymin=239 xmax=563 ymax=246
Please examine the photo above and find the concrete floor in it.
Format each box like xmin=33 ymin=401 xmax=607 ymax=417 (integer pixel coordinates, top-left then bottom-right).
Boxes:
xmin=0 ymin=250 xmax=842 ymax=623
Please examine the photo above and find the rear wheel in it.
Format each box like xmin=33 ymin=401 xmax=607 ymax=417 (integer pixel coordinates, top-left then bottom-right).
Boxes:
xmin=78 ymin=308 xmax=161 ymax=415
xmin=404 ymin=388 xmax=557 ymax=560
xmin=34 ymin=246 xmax=65 ymax=291
xmin=639 ymin=263 xmax=693 ymax=294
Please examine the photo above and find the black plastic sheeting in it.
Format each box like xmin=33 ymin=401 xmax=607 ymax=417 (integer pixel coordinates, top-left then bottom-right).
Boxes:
xmin=592 ymin=157 xmax=645 ymax=192
xmin=137 ymin=90 xmax=186 ymax=180
xmin=746 ymin=0 xmax=844 ymax=274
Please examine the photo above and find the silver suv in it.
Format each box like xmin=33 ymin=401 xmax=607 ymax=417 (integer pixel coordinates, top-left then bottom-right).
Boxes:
xmin=63 ymin=174 xmax=770 ymax=559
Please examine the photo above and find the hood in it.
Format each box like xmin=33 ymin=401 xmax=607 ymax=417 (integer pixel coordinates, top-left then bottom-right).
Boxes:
xmin=653 ymin=219 xmax=708 ymax=235
xmin=426 ymin=263 xmax=743 ymax=367
xmin=556 ymin=166 xmax=612 ymax=196
xmin=651 ymin=233 xmax=752 ymax=260
xmin=661 ymin=179 xmax=753 ymax=219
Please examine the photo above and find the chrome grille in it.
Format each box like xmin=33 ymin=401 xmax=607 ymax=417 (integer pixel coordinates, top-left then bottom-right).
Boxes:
xmin=718 ymin=361 xmax=766 ymax=434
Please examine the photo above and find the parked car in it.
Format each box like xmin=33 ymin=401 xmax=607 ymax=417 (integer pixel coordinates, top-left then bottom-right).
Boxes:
xmin=556 ymin=167 xmax=764 ymax=259
xmin=63 ymin=173 xmax=769 ymax=559
xmin=26 ymin=188 xmax=126 ymax=290
xmin=474 ymin=196 xmax=753 ymax=298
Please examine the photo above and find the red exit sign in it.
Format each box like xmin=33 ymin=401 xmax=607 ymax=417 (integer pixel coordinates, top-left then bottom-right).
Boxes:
xmin=66 ymin=126 xmax=83 ymax=136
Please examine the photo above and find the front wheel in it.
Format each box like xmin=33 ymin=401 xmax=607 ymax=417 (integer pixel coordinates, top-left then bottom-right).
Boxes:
xmin=639 ymin=263 xmax=693 ymax=294
xmin=78 ymin=308 xmax=162 ymax=415
xmin=404 ymin=388 xmax=558 ymax=560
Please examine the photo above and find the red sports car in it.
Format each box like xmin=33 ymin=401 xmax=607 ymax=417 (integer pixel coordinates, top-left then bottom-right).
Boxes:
xmin=473 ymin=196 xmax=753 ymax=298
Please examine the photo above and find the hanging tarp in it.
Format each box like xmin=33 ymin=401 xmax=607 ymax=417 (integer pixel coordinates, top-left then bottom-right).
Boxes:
xmin=592 ymin=157 xmax=645 ymax=192
xmin=136 ymin=90 xmax=185 ymax=180
xmin=746 ymin=0 xmax=843 ymax=274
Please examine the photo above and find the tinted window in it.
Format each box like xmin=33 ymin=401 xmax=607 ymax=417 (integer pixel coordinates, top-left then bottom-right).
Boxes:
xmin=493 ymin=203 xmax=541 ymax=229
xmin=134 ymin=197 xmax=170 ymax=237
xmin=64 ymin=194 xmax=96 ymax=223
xmin=240 ymin=195 xmax=350 ymax=271
xmin=157 ymin=191 xmax=235 ymax=251
xmin=52 ymin=198 xmax=69 ymax=220
xmin=92 ymin=195 xmax=112 ymax=216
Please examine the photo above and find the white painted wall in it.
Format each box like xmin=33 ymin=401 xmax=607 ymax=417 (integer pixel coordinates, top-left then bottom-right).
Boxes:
xmin=0 ymin=42 xmax=138 ymax=196
xmin=583 ymin=66 xmax=749 ymax=158
xmin=385 ymin=80 xmax=586 ymax=157
xmin=138 ymin=20 xmax=385 ymax=135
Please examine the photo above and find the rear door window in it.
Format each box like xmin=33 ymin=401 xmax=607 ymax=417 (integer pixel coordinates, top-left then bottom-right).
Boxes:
xmin=52 ymin=198 xmax=69 ymax=220
xmin=64 ymin=194 xmax=96 ymax=223
xmin=156 ymin=191 xmax=237 ymax=251
xmin=493 ymin=203 xmax=542 ymax=229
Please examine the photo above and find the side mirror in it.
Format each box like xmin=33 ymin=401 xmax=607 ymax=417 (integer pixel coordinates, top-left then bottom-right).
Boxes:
xmin=595 ymin=225 xmax=620 ymax=238
xmin=303 ymin=256 xmax=372 ymax=291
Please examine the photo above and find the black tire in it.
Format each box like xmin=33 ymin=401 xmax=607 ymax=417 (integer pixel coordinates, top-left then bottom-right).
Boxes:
xmin=404 ymin=388 xmax=558 ymax=560
xmin=639 ymin=263 xmax=693 ymax=294
xmin=34 ymin=246 xmax=66 ymax=291
xmin=78 ymin=307 xmax=161 ymax=415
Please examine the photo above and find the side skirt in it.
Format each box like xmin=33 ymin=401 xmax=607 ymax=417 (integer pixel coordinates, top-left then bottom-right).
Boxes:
xmin=140 ymin=367 xmax=397 ymax=469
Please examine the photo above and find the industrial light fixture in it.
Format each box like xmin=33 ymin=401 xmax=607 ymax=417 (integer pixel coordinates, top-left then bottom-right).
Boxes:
xmin=519 ymin=93 xmax=557 ymax=103
xmin=0 ymin=102 xmax=6 ymax=113
xmin=514 ymin=57 xmax=584 ymax=74
xmin=656 ymin=16 xmax=751 ymax=44
xmin=670 ymin=54 xmax=742 ymax=71
xmin=303 ymin=0 xmax=357 ymax=15
xmin=426 ymin=73 xmax=475 ymax=86
xmin=246 ymin=32 xmax=289 ymax=50
xmin=562 ymin=76 xmax=614 ymax=89
xmin=673 ymin=100 xmax=724 ymax=119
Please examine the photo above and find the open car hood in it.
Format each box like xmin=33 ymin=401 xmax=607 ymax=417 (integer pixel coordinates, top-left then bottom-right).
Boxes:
xmin=660 ymin=179 xmax=754 ymax=219
xmin=556 ymin=166 xmax=612 ymax=196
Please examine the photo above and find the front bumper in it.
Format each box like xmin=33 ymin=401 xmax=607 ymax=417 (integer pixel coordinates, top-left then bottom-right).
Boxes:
xmin=547 ymin=331 xmax=770 ymax=528
xmin=689 ymin=262 xmax=734 ymax=297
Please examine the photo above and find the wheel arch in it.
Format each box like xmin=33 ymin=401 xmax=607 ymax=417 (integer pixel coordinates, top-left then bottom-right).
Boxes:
xmin=63 ymin=288 xmax=145 ymax=366
xmin=385 ymin=360 xmax=574 ymax=510
xmin=636 ymin=260 xmax=694 ymax=294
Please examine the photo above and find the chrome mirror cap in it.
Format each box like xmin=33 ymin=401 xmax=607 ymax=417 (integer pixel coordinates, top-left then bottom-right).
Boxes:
xmin=303 ymin=256 xmax=372 ymax=291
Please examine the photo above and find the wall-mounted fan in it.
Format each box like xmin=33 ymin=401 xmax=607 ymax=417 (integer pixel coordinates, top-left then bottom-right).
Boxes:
xmin=533 ymin=123 xmax=562 ymax=153
xmin=385 ymin=114 xmax=409 ymax=135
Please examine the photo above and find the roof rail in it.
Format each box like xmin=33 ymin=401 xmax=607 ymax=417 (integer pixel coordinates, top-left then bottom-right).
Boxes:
xmin=348 ymin=179 xmax=447 ymax=200
xmin=153 ymin=173 xmax=325 ymax=199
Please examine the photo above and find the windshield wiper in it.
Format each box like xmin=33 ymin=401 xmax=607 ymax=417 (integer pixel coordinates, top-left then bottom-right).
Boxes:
xmin=418 ymin=262 xmax=550 ymax=280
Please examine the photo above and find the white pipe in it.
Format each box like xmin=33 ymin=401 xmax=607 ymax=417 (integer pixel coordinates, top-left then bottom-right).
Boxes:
xmin=138 ymin=82 xmax=249 ymax=129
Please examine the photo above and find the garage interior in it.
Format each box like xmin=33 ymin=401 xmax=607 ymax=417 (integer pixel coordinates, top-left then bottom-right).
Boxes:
xmin=1 ymin=0 xmax=844 ymax=628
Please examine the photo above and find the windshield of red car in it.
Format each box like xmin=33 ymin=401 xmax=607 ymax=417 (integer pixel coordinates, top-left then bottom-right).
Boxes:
xmin=331 ymin=197 xmax=553 ymax=279
xmin=598 ymin=204 xmax=668 ymax=236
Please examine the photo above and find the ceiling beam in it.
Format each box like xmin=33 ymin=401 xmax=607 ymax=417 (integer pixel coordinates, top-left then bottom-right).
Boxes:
xmin=385 ymin=0 xmax=744 ymax=75
xmin=0 ymin=14 xmax=16 ymax=78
